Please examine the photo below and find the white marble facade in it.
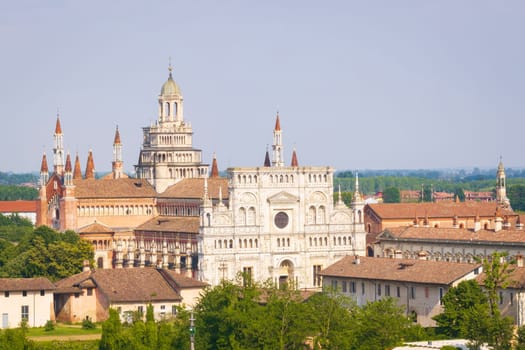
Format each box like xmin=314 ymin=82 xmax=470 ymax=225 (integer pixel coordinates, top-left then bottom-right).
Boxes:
xmin=198 ymin=116 xmax=366 ymax=289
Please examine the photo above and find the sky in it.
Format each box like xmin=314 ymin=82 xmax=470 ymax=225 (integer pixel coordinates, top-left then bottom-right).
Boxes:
xmin=0 ymin=1 xmax=524 ymax=174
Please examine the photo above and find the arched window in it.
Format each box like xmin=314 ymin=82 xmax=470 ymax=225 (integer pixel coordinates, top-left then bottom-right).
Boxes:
xmin=239 ymin=208 xmax=246 ymax=225
xmin=247 ymin=207 xmax=256 ymax=225
xmin=308 ymin=206 xmax=316 ymax=224
xmin=318 ymin=206 xmax=326 ymax=224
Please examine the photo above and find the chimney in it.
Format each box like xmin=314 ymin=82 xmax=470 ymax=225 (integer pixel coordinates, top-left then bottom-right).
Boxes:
xmin=474 ymin=213 xmax=481 ymax=232
xmin=353 ymin=255 xmax=360 ymax=265
xmin=516 ymin=254 xmax=524 ymax=268
xmin=495 ymin=216 xmax=503 ymax=232
xmin=82 ymin=260 xmax=91 ymax=272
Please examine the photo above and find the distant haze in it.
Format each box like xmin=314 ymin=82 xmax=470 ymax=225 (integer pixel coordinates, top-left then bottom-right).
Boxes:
xmin=1 ymin=1 xmax=524 ymax=173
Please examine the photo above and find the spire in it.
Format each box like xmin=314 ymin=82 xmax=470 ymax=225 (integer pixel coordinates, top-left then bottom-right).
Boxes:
xmin=64 ymin=153 xmax=73 ymax=186
xmin=39 ymin=153 xmax=49 ymax=186
xmin=353 ymin=171 xmax=362 ymax=202
xmin=291 ymin=148 xmax=298 ymax=167
xmin=274 ymin=112 xmax=281 ymax=131
xmin=65 ymin=153 xmax=72 ymax=172
xmin=73 ymin=153 xmax=82 ymax=179
xmin=40 ymin=153 xmax=49 ymax=173
xmin=112 ymin=126 xmax=123 ymax=179
xmin=113 ymin=125 xmax=121 ymax=145
xmin=264 ymin=146 xmax=271 ymax=167
xmin=55 ymin=116 xmax=62 ymax=134
xmin=211 ymin=153 xmax=219 ymax=178
xmin=272 ymin=112 xmax=284 ymax=167
xmin=53 ymin=114 xmax=65 ymax=176
xmin=337 ymin=185 xmax=344 ymax=205
xmin=85 ymin=150 xmax=95 ymax=179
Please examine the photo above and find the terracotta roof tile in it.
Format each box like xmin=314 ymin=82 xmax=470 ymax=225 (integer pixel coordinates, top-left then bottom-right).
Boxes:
xmin=159 ymin=178 xmax=228 ymax=199
xmin=381 ymin=226 xmax=525 ymax=244
xmin=0 ymin=277 xmax=55 ymax=291
xmin=78 ymin=222 xmax=114 ymax=234
xmin=210 ymin=155 xmax=219 ymax=178
xmin=56 ymin=268 xmax=182 ymax=303
xmin=161 ymin=270 xmax=209 ymax=288
xmin=136 ymin=216 xmax=199 ymax=234
xmin=367 ymin=202 xmax=514 ymax=220
xmin=54 ymin=117 xmax=62 ymax=134
xmin=73 ymin=178 xmax=156 ymax=198
xmin=73 ymin=154 xmax=82 ymax=179
xmin=320 ymin=256 xmax=480 ymax=285
xmin=0 ymin=200 xmax=37 ymax=213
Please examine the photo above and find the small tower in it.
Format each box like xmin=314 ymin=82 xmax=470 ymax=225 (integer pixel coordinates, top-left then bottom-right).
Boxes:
xmin=112 ymin=126 xmax=124 ymax=179
xmin=272 ymin=113 xmax=284 ymax=167
xmin=210 ymin=153 xmax=219 ymax=178
xmin=85 ymin=150 xmax=95 ymax=179
xmin=73 ymin=153 xmax=82 ymax=179
xmin=39 ymin=153 xmax=49 ymax=186
xmin=351 ymin=172 xmax=365 ymax=224
xmin=64 ymin=153 xmax=73 ymax=186
xmin=159 ymin=62 xmax=184 ymax=124
xmin=53 ymin=115 xmax=65 ymax=176
xmin=496 ymin=157 xmax=511 ymax=208
xmin=290 ymin=148 xmax=298 ymax=167
xmin=263 ymin=147 xmax=271 ymax=167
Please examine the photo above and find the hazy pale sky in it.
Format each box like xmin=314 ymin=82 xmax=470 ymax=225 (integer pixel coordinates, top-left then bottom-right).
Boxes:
xmin=1 ymin=1 xmax=524 ymax=173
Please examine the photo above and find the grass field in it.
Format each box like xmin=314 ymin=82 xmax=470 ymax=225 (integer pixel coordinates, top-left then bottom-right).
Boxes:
xmin=27 ymin=323 xmax=102 ymax=338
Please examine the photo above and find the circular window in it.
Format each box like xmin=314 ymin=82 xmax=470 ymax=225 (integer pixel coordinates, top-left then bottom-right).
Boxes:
xmin=274 ymin=212 xmax=289 ymax=229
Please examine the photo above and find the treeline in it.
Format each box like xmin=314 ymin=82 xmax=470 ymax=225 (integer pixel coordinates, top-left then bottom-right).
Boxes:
xmin=0 ymin=218 xmax=93 ymax=281
xmin=0 ymin=185 xmax=38 ymax=200
xmin=334 ymin=175 xmax=525 ymax=195
xmin=0 ymin=171 xmax=37 ymax=185
xmin=98 ymin=278 xmax=427 ymax=350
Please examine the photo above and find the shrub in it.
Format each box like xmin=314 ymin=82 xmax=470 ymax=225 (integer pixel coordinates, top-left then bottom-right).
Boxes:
xmin=82 ymin=318 xmax=96 ymax=330
xmin=44 ymin=320 xmax=55 ymax=331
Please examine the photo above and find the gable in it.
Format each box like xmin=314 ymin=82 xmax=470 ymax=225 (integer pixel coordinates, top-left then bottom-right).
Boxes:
xmin=267 ymin=191 xmax=299 ymax=204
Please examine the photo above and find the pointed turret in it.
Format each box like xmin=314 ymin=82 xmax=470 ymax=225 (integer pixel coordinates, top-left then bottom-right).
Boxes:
xmin=73 ymin=154 xmax=82 ymax=179
xmin=85 ymin=150 xmax=95 ymax=179
xmin=112 ymin=126 xmax=123 ymax=179
xmin=64 ymin=153 xmax=73 ymax=186
xmin=353 ymin=172 xmax=363 ymax=203
xmin=210 ymin=153 xmax=219 ymax=178
xmin=272 ymin=112 xmax=284 ymax=167
xmin=290 ymin=148 xmax=298 ymax=167
xmin=496 ymin=157 xmax=511 ymax=208
xmin=39 ymin=153 xmax=49 ymax=186
xmin=263 ymin=147 xmax=271 ymax=167
xmin=53 ymin=115 xmax=65 ymax=176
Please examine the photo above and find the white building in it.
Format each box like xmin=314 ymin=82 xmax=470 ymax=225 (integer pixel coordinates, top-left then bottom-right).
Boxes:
xmin=135 ymin=64 xmax=209 ymax=193
xmin=0 ymin=278 xmax=55 ymax=328
xmin=198 ymin=115 xmax=367 ymax=289
xmin=320 ymin=256 xmax=482 ymax=327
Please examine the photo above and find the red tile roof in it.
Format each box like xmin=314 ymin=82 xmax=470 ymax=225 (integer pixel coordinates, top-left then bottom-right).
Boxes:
xmin=56 ymin=268 xmax=182 ymax=303
xmin=73 ymin=178 xmax=156 ymax=198
xmin=381 ymin=226 xmax=525 ymax=244
xmin=320 ymin=256 xmax=480 ymax=285
xmin=159 ymin=178 xmax=228 ymax=199
xmin=136 ymin=216 xmax=200 ymax=234
xmin=367 ymin=202 xmax=515 ymax=220
xmin=0 ymin=200 xmax=37 ymax=213
xmin=0 ymin=277 xmax=55 ymax=291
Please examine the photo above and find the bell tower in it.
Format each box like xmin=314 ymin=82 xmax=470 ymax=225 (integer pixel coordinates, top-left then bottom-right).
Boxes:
xmin=496 ymin=157 xmax=511 ymax=208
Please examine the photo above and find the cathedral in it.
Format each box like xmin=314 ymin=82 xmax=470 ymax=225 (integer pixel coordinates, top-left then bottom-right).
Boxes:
xmin=198 ymin=115 xmax=367 ymax=289
xmin=36 ymin=65 xmax=367 ymax=288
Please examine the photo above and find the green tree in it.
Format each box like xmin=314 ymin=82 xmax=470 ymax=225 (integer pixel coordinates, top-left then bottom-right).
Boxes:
xmin=351 ymin=298 xmax=409 ymax=350
xmin=454 ymin=187 xmax=465 ymax=202
xmin=383 ymin=187 xmax=401 ymax=203
xmin=516 ymin=324 xmax=525 ymax=350
xmin=433 ymin=280 xmax=488 ymax=338
xmin=306 ymin=288 xmax=356 ymax=349
xmin=99 ymin=309 xmax=127 ymax=350
xmin=508 ymin=184 xmax=525 ymax=211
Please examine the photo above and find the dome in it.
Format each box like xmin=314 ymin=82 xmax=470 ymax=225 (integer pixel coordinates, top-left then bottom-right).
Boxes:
xmin=160 ymin=73 xmax=181 ymax=96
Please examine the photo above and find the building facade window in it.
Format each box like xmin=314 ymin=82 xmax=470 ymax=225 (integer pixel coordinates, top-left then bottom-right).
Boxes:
xmin=313 ymin=265 xmax=322 ymax=287
xmin=385 ymin=285 xmax=390 ymax=297
xmin=342 ymin=281 xmax=347 ymax=293
xmin=377 ymin=284 xmax=381 ymax=296
xmin=439 ymin=288 xmax=444 ymax=305
xmin=410 ymin=287 xmax=416 ymax=299
xmin=397 ymin=286 xmax=401 ymax=298
xmin=243 ymin=267 xmax=253 ymax=286
xmin=350 ymin=281 xmax=356 ymax=294
xmin=22 ymin=291 xmax=27 ymax=297
xmin=4 ymin=291 xmax=9 ymax=298
xmin=87 ymin=288 xmax=93 ymax=296
xmin=21 ymin=305 xmax=29 ymax=321
xmin=362 ymin=282 xmax=365 ymax=295
xmin=40 ymin=290 xmax=45 ymax=296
